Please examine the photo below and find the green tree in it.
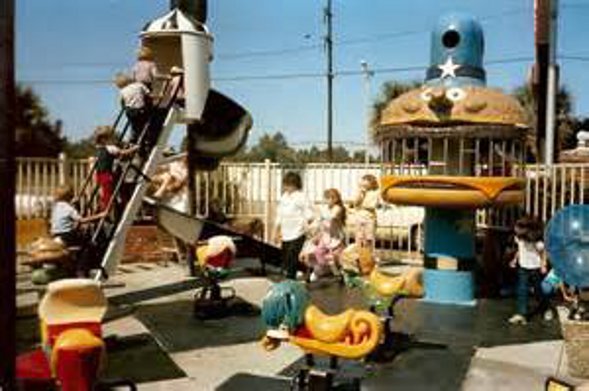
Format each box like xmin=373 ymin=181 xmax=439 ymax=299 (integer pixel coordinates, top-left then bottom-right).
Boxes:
xmin=370 ymin=80 xmax=422 ymax=132
xmin=511 ymin=83 xmax=578 ymax=157
xmin=15 ymin=85 xmax=65 ymax=157
xmin=247 ymin=132 xmax=297 ymax=163
xmin=63 ymin=136 xmax=95 ymax=159
xmin=226 ymin=131 xmax=368 ymax=163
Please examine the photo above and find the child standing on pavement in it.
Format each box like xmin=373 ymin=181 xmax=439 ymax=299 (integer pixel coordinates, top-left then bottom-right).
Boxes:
xmin=351 ymin=174 xmax=379 ymax=248
xmin=93 ymin=126 xmax=138 ymax=211
xmin=350 ymin=174 xmax=380 ymax=274
xmin=274 ymin=172 xmax=314 ymax=280
xmin=508 ymin=216 xmax=548 ymax=325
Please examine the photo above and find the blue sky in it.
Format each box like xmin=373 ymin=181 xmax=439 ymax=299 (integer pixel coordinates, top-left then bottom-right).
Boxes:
xmin=16 ymin=0 xmax=589 ymax=149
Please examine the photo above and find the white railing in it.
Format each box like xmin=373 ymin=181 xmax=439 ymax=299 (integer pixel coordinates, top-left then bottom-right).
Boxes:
xmin=16 ymin=157 xmax=589 ymax=259
xmin=524 ymin=163 xmax=587 ymax=222
xmin=16 ymin=154 xmax=92 ymax=219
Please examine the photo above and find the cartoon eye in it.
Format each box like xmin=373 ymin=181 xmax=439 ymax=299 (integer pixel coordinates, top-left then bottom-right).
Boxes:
xmin=420 ymin=88 xmax=433 ymax=102
xmin=446 ymin=87 xmax=466 ymax=102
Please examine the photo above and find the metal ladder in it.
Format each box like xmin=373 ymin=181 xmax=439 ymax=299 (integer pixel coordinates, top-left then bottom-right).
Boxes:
xmin=74 ymin=78 xmax=184 ymax=280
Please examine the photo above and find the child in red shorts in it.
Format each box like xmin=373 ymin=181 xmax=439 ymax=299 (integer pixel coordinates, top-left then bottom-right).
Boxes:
xmin=93 ymin=126 xmax=138 ymax=211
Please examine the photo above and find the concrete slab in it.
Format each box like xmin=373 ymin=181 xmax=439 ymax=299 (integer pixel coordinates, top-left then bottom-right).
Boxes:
xmin=463 ymin=340 xmax=564 ymax=391
xmin=170 ymin=342 xmax=301 ymax=390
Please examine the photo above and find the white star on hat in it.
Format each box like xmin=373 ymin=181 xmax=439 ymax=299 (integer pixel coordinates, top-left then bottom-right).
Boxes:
xmin=438 ymin=57 xmax=461 ymax=79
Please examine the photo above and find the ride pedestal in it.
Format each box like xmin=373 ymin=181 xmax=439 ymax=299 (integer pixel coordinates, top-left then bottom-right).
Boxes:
xmin=423 ymin=208 xmax=476 ymax=305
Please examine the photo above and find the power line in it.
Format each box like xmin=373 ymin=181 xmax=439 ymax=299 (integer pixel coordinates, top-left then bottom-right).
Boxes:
xmin=215 ymin=72 xmax=323 ymax=81
xmin=216 ymin=44 xmax=322 ymax=59
xmin=25 ymin=55 xmax=586 ymax=85
xmin=559 ymin=55 xmax=589 ymax=62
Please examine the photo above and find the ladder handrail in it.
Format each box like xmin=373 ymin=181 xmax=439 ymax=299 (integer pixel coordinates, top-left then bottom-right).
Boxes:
xmin=89 ymin=76 xmax=184 ymax=248
xmin=76 ymin=107 xmax=126 ymax=214
xmin=77 ymin=79 xmax=173 ymax=215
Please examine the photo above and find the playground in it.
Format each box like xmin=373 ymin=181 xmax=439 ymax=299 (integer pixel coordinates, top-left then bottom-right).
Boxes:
xmin=6 ymin=1 xmax=589 ymax=390
xmin=15 ymin=258 xmax=569 ymax=390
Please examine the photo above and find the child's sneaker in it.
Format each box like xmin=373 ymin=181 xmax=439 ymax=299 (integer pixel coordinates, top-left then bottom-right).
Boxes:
xmin=508 ymin=314 xmax=527 ymax=325
xmin=543 ymin=309 xmax=554 ymax=322
xmin=309 ymin=271 xmax=318 ymax=282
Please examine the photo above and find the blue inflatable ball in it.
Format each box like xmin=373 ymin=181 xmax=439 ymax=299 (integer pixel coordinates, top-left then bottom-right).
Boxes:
xmin=261 ymin=280 xmax=309 ymax=331
xmin=546 ymin=205 xmax=589 ymax=288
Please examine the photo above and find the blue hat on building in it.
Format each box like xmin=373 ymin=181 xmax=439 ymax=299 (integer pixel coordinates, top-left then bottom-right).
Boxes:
xmin=425 ymin=13 xmax=486 ymax=88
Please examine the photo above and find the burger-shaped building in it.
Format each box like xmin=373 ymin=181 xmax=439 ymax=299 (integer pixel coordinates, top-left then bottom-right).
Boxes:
xmin=374 ymin=13 xmax=529 ymax=303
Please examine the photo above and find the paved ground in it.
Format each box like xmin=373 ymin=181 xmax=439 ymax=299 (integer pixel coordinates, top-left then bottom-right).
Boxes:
xmin=15 ymin=259 xmax=589 ymax=390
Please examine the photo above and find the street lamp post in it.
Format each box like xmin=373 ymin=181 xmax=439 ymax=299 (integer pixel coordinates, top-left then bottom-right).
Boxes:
xmin=361 ymin=60 xmax=373 ymax=165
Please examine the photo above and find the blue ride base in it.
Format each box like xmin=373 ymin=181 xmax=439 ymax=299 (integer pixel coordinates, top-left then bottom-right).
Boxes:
xmin=423 ymin=208 xmax=476 ymax=305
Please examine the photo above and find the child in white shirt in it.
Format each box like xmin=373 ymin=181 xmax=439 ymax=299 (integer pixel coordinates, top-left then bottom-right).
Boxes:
xmin=114 ymin=72 xmax=150 ymax=144
xmin=508 ymin=216 xmax=548 ymax=325
xmin=273 ymin=172 xmax=314 ymax=279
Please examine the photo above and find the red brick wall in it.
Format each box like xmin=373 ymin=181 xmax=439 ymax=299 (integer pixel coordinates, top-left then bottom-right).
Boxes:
xmin=122 ymin=225 xmax=176 ymax=264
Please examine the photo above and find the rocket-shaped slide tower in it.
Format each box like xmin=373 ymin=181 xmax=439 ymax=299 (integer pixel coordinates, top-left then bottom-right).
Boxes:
xmin=375 ymin=14 xmax=529 ymax=304
xmin=74 ymin=1 xmax=253 ymax=280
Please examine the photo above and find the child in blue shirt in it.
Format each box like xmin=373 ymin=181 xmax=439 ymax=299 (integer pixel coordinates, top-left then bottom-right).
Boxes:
xmin=50 ymin=185 xmax=104 ymax=247
xmin=541 ymin=267 xmax=576 ymax=321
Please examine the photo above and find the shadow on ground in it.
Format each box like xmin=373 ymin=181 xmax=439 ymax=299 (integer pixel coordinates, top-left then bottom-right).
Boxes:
xmin=16 ymin=319 xmax=185 ymax=385
xmin=216 ymin=372 xmax=362 ymax=391
xmin=16 ymin=315 xmax=40 ymax=354
xmin=134 ymin=298 xmax=262 ymax=353
xmin=215 ymin=373 xmax=290 ymax=391
xmin=108 ymin=279 xmax=202 ymax=306
xmin=103 ymin=333 xmax=186 ymax=383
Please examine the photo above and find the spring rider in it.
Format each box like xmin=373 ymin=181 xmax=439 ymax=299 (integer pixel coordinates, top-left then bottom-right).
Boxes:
xmin=260 ymin=281 xmax=382 ymax=390
xmin=23 ymin=238 xmax=76 ymax=285
xmin=344 ymin=267 xmax=424 ymax=361
xmin=16 ymin=278 xmax=135 ymax=390
xmin=193 ymin=235 xmax=240 ymax=319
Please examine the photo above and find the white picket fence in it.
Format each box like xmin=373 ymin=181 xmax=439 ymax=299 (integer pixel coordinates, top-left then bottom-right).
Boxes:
xmin=15 ymin=156 xmax=589 ymax=258
xmin=16 ymin=154 xmax=92 ymax=219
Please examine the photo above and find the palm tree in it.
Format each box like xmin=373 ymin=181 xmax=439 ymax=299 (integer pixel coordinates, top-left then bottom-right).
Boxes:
xmin=511 ymin=83 xmax=577 ymax=159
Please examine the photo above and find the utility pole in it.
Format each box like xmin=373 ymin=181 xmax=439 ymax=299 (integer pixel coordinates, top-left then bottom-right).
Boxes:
xmin=534 ymin=0 xmax=558 ymax=164
xmin=324 ymin=0 xmax=334 ymax=161
xmin=0 ymin=0 xmax=16 ymax=390
xmin=545 ymin=0 xmax=559 ymax=165
xmin=171 ymin=0 xmax=207 ymax=23
xmin=361 ymin=60 xmax=373 ymax=166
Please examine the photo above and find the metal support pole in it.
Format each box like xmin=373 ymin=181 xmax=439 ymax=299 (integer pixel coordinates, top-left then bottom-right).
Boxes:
xmin=544 ymin=0 xmax=558 ymax=165
xmin=171 ymin=0 xmax=208 ymax=276
xmin=0 ymin=0 xmax=16 ymax=389
xmin=186 ymin=130 xmax=198 ymax=277
xmin=324 ymin=0 xmax=334 ymax=161
xmin=361 ymin=60 xmax=373 ymax=166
